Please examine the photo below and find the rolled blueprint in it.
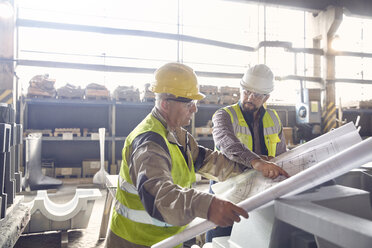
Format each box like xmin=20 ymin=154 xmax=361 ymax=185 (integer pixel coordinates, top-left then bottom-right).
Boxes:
xmin=152 ymin=137 xmax=372 ymax=248
xmin=212 ymin=122 xmax=362 ymax=204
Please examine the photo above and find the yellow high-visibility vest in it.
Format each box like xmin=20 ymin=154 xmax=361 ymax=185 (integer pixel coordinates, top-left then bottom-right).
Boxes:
xmin=222 ymin=103 xmax=282 ymax=156
xmin=110 ymin=113 xmax=196 ymax=247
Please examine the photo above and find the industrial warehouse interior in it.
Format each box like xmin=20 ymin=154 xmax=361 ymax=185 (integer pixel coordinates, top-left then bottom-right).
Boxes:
xmin=1 ymin=0 xmax=372 ymax=248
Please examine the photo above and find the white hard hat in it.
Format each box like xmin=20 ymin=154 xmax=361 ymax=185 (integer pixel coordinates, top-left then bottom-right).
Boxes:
xmin=240 ymin=64 xmax=274 ymax=94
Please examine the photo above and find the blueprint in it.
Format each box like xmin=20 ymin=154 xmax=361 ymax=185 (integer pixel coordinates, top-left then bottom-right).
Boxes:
xmin=153 ymin=123 xmax=372 ymax=248
xmin=211 ymin=122 xmax=362 ymax=203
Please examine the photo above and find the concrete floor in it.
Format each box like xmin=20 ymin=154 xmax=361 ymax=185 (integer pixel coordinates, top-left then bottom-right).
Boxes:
xmin=13 ymin=180 xmax=210 ymax=248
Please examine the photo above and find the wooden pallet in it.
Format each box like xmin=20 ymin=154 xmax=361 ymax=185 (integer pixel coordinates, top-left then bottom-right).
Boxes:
xmin=85 ymin=95 xmax=110 ymax=101
xmin=359 ymin=100 xmax=372 ymax=109
xmin=141 ymin=91 xmax=155 ymax=102
xmin=56 ymin=174 xmax=80 ymax=179
xmin=58 ymin=95 xmax=84 ymax=100
xmin=199 ymin=94 xmax=219 ymax=104
xmin=83 ymin=132 xmax=100 ymax=139
xmin=55 ymin=167 xmax=81 ymax=178
xmin=199 ymin=99 xmax=219 ymax=105
xmin=142 ymin=97 xmax=155 ymax=102
xmin=82 ymin=128 xmax=108 ymax=138
xmin=24 ymin=129 xmax=53 ymax=137
xmin=82 ymin=128 xmax=89 ymax=137
xmin=343 ymin=100 xmax=372 ymax=109
xmin=196 ymin=133 xmax=213 ymax=138
xmin=195 ymin=127 xmax=213 ymax=137
xmin=60 ymin=177 xmax=93 ymax=185
xmin=200 ymin=91 xmax=218 ymax=95
xmin=219 ymin=86 xmax=240 ymax=96
xmin=200 ymin=85 xmax=218 ymax=95
xmin=85 ymin=88 xmax=110 ymax=100
xmin=27 ymin=94 xmax=55 ymax=99
xmin=219 ymin=95 xmax=239 ymax=105
xmin=54 ymin=128 xmax=81 ymax=137
xmin=114 ymin=96 xmax=140 ymax=102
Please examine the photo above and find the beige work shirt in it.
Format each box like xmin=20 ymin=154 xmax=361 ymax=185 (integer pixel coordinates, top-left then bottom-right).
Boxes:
xmin=128 ymin=107 xmax=248 ymax=226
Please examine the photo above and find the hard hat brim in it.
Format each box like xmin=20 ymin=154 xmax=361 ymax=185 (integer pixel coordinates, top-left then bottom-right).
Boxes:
xmin=240 ymin=80 xmax=274 ymax=95
xmin=150 ymin=84 xmax=205 ymax=100
xmin=187 ymin=92 xmax=205 ymax=100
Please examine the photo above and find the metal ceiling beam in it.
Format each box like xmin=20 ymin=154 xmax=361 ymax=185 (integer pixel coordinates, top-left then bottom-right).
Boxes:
xmin=11 ymin=58 xmax=244 ymax=79
xmin=16 ymin=19 xmax=254 ymax=52
xmin=16 ymin=20 xmax=327 ymax=55
xmin=225 ymin=0 xmax=372 ymax=18
xmin=4 ymin=58 xmax=371 ymax=84
xmin=275 ymin=75 xmax=323 ymax=83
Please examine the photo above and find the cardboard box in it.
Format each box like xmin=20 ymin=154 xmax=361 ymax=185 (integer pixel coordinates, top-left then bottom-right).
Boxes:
xmin=195 ymin=127 xmax=213 ymax=137
xmin=110 ymin=164 xmax=118 ymax=175
xmin=219 ymin=86 xmax=240 ymax=96
xmin=200 ymin=85 xmax=218 ymax=95
xmin=55 ymin=167 xmax=81 ymax=178
xmin=42 ymin=167 xmax=55 ymax=177
xmin=82 ymin=160 xmax=109 ymax=177
xmin=283 ymin=127 xmax=294 ymax=146
xmin=199 ymin=94 xmax=219 ymax=104
xmin=219 ymin=95 xmax=239 ymax=105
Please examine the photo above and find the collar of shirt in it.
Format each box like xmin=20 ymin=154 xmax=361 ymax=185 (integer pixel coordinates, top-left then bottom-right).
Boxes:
xmin=152 ymin=107 xmax=183 ymax=146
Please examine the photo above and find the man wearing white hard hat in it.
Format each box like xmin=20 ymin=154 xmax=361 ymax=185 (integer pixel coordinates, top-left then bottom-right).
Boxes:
xmin=206 ymin=64 xmax=289 ymax=242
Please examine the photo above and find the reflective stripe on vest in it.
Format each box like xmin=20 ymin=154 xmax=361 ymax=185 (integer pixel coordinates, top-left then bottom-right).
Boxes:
xmin=110 ymin=113 xmax=194 ymax=246
xmin=119 ymin=176 xmax=138 ymax=195
xmin=116 ymin=176 xmax=174 ymax=227
xmin=223 ymin=104 xmax=281 ymax=156
xmin=115 ymin=199 xmax=173 ymax=227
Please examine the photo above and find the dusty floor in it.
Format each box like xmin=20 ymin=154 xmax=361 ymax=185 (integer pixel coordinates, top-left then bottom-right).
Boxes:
xmin=14 ymin=180 xmax=209 ymax=248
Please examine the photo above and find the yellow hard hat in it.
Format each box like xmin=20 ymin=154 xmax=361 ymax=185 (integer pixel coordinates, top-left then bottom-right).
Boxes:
xmin=150 ymin=62 xmax=205 ymax=100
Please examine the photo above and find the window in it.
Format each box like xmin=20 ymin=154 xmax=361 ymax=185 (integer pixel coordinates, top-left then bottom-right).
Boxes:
xmin=15 ymin=0 xmax=372 ymax=104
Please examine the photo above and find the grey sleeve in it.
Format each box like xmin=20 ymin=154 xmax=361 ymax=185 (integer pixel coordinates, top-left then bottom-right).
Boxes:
xmin=276 ymin=126 xmax=287 ymax=156
xmin=212 ymin=109 xmax=260 ymax=166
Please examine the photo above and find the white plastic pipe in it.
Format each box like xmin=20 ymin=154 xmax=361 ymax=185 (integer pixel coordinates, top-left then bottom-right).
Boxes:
xmin=152 ymin=137 xmax=372 ymax=248
xmin=93 ymin=128 xmax=108 ymax=185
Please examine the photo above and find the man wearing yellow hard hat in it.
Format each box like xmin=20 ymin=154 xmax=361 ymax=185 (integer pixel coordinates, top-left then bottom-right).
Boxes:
xmin=206 ymin=64 xmax=289 ymax=242
xmin=106 ymin=62 xmax=250 ymax=248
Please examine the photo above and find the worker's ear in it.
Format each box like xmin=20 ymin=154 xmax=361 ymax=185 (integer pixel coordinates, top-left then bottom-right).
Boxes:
xmin=160 ymin=99 xmax=169 ymax=111
xmin=262 ymin=94 xmax=270 ymax=104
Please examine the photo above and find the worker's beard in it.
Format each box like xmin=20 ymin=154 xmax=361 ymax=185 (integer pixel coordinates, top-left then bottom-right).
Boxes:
xmin=242 ymin=102 xmax=258 ymax=113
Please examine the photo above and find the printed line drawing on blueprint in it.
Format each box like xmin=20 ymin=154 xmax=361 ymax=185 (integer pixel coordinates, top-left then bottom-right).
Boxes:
xmin=213 ymin=137 xmax=352 ymax=204
xmin=276 ymin=141 xmax=338 ymax=176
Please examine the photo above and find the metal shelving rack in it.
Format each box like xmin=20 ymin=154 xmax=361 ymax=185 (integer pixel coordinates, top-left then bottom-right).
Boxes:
xmin=19 ymin=97 xmax=225 ymax=171
xmin=20 ymin=97 xmax=113 ymax=169
xmin=20 ymin=96 xmax=303 ymax=172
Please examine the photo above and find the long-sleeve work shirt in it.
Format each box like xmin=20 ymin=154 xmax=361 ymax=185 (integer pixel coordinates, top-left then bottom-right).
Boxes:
xmin=212 ymin=105 xmax=287 ymax=167
xmin=128 ymin=107 xmax=248 ymax=226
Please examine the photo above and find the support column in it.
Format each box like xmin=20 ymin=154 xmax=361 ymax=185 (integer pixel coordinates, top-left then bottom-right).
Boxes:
xmin=1 ymin=1 xmax=21 ymax=196
xmin=0 ymin=0 xmax=15 ymax=106
xmin=310 ymin=7 xmax=343 ymax=133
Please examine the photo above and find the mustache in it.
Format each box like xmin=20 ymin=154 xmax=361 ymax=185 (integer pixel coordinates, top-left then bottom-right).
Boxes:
xmin=244 ymin=102 xmax=255 ymax=106
xmin=242 ymin=102 xmax=258 ymax=113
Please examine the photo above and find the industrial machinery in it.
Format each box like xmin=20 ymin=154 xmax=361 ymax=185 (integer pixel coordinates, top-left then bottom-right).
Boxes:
xmin=296 ymin=84 xmax=322 ymax=141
